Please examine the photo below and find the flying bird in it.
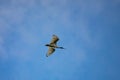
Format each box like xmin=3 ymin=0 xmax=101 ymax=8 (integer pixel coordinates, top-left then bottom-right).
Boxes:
xmin=45 ymin=35 xmax=64 ymax=57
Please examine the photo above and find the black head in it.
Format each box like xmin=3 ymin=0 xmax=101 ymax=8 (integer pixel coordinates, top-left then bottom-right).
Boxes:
xmin=45 ymin=44 xmax=50 ymax=46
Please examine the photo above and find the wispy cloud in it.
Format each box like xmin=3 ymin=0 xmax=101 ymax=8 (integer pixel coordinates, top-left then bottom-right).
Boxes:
xmin=0 ymin=0 xmax=117 ymax=64
xmin=0 ymin=0 xmax=120 ymax=80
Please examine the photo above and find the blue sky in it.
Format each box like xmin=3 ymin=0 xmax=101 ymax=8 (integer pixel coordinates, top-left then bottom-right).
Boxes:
xmin=0 ymin=0 xmax=120 ymax=80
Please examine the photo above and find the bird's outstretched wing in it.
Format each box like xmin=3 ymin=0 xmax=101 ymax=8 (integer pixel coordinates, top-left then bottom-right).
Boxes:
xmin=46 ymin=47 xmax=55 ymax=57
xmin=50 ymin=35 xmax=59 ymax=44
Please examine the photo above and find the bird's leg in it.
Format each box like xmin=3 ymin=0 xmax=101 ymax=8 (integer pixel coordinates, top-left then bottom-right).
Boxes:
xmin=57 ymin=47 xmax=64 ymax=49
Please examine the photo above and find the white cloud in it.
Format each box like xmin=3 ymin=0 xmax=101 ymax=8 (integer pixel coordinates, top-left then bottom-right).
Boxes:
xmin=0 ymin=0 xmax=115 ymax=62
xmin=0 ymin=45 xmax=8 ymax=61
xmin=0 ymin=19 xmax=10 ymax=61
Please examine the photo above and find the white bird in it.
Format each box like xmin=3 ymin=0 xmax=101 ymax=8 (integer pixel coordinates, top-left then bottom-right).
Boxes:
xmin=45 ymin=35 xmax=64 ymax=57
